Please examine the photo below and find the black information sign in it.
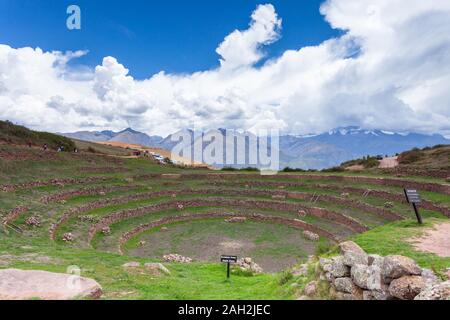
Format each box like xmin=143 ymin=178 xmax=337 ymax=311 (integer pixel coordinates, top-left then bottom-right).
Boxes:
xmin=404 ymin=189 xmax=422 ymax=204
xmin=404 ymin=188 xmax=423 ymax=224
xmin=221 ymin=255 xmax=238 ymax=278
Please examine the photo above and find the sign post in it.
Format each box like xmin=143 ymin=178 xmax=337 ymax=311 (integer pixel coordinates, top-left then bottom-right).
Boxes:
xmin=403 ymin=188 xmax=423 ymax=224
xmin=221 ymin=255 xmax=238 ymax=279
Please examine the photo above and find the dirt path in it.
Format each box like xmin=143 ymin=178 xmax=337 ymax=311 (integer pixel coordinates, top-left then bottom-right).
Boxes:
xmin=379 ymin=156 xmax=399 ymax=169
xmin=409 ymin=222 xmax=450 ymax=257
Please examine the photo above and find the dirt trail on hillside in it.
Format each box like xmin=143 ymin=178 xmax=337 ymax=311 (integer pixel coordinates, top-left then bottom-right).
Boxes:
xmin=409 ymin=222 xmax=450 ymax=257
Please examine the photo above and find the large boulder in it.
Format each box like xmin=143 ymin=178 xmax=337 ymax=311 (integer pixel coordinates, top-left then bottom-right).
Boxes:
xmin=388 ymin=276 xmax=425 ymax=300
xmin=343 ymin=252 xmax=368 ymax=267
xmin=339 ymin=241 xmax=365 ymax=256
xmin=382 ymin=255 xmax=422 ymax=280
xmin=339 ymin=242 xmax=368 ymax=267
xmin=414 ymin=281 xmax=450 ymax=300
xmin=0 ymin=269 xmax=102 ymax=300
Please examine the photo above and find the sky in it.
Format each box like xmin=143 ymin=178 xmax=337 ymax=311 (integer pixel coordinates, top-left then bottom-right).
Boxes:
xmin=0 ymin=0 xmax=450 ymax=137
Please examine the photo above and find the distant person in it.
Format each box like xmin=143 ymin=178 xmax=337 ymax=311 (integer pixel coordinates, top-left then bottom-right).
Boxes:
xmin=27 ymin=141 xmax=32 ymax=148
xmin=43 ymin=144 xmax=48 ymax=151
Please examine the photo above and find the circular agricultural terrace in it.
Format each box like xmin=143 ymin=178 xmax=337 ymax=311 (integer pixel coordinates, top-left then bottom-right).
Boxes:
xmin=3 ymin=170 xmax=449 ymax=275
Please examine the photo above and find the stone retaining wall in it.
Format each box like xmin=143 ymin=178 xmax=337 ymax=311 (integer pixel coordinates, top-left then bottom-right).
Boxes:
xmin=40 ymin=185 xmax=135 ymax=204
xmin=88 ymin=197 xmax=366 ymax=243
xmin=1 ymin=177 xmax=111 ymax=193
xmin=118 ymin=212 xmax=339 ymax=254
xmin=49 ymin=188 xmax=370 ymax=240
xmin=1 ymin=206 xmax=28 ymax=225
xmin=208 ymin=181 xmax=450 ymax=218
xmin=305 ymin=241 xmax=450 ymax=300
xmin=170 ymin=173 xmax=450 ymax=195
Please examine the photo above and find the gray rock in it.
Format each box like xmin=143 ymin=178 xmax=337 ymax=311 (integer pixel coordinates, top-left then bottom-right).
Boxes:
xmin=304 ymin=281 xmax=318 ymax=297
xmin=319 ymin=258 xmax=332 ymax=272
xmin=339 ymin=241 xmax=366 ymax=256
xmin=325 ymin=272 xmax=334 ymax=282
xmin=421 ymin=269 xmax=439 ymax=288
xmin=414 ymin=281 xmax=450 ymax=300
xmin=351 ymin=264 xmax=370 ymax=289
xmin=368 ymin=254 xmax=384 ymax=268
xmin=303 ymin=230 xmax=320 ymax=241
xmin=363 ymin=289 xmax=392 ymax=300
xmin=334 ymin=277 xmax=355 ymax=294
xmin=389 ymin=276 xmax=425 ymax=300
xmin=366 ymin=266 xmax=384 ymax=291
xmin=122 ymin=262 xmax=141 ymax=268
xmin=343 ymin=251 xmax=369 ymax=267
xmin=382 ymin=255 xmax=422 ymax=280
xmin=339 ymin=242 xmax=369 ymax=278
xmin=144 ymin=263 xmax=171 ymax=275
xmin=0 ymin=269 xmax=102 ymax=300
xmin=363 ymin=290 xmax=376 ymax=300
xmin=329 ymin=256 xmax=350 ymax=278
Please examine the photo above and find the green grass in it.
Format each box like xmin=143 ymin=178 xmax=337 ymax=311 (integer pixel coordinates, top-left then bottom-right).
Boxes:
xmin=351 ymin=218 xmax=450 ymax=272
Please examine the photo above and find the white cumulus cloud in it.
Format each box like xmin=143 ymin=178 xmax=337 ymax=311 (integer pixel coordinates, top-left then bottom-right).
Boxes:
xmin=0 ymin=1 xmax=449 ymax=137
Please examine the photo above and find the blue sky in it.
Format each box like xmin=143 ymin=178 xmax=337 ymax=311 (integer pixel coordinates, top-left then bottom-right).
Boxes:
xmin=0 ymin=0 xmax=339 ymax=79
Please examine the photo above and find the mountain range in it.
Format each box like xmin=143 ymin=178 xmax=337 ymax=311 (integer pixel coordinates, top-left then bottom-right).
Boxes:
xmin=61 ymin=126 xmax=449 ymax=169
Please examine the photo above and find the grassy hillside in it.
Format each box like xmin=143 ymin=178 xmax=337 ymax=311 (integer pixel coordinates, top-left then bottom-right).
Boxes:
xmin=0 ymin=120 xmax=75 ymax=151
xmin=398 ymin=145 xmax=450 ymax=169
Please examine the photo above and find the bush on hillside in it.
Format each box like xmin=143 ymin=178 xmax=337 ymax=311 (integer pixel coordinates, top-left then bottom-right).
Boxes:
xmin=0 ymin=120 xmax=75 ymax=151
xmin=398 ymin=148 xmax=424 ymax=164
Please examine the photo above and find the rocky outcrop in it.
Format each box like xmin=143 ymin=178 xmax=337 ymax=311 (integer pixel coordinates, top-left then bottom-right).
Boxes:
xmin=315 ymin=241 xmax=449 ymax=300
xmin=236 ymin=257 xmax=263 ymax=274
xmin=163 ymin=254 xmax=193 ymax=263
xmin=25 ymin=216 xmax=41 ymax=227
xmin=62 ymin=233 xmax=74 ymax=242
xmin=303 ymin=230 xmax=320 ymax=241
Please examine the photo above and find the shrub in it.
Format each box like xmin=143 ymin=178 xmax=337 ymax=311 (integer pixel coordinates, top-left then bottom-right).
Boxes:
xmin=281 ymin=167 xmax=306 ymax=173
xmin=398 ymin=148 xmax=424 ymax=164
xmin=278 ymin=270 xmax=294 ymax=285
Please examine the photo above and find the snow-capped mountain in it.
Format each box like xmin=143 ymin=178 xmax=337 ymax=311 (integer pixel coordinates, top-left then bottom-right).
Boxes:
xmin=62 ymin=126 xmax=449 ymax=170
